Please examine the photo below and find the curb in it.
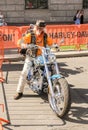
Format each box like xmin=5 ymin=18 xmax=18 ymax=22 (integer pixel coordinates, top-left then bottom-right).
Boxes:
xmin=4 ymin=49 xmax=88 ymax=62
xmin=54 ymin=50 xmax=88 ymax=58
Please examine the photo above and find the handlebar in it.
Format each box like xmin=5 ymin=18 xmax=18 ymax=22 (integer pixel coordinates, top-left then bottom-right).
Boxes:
xmin=27 ymin=44 xmax=46 ymax=51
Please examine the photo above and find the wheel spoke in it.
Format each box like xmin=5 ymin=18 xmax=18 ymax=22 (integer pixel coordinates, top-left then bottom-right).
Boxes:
xmin=48 ymin=78 xmax=70 ymax=117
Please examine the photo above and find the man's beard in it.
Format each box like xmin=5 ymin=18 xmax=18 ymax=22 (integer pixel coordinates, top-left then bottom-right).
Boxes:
xmin=36 ymin=30 xmax=42 ymax=35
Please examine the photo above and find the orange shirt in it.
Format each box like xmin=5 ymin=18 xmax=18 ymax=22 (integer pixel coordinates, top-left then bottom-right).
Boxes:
xmin=18 ymin=32 xmax=53 ymax=55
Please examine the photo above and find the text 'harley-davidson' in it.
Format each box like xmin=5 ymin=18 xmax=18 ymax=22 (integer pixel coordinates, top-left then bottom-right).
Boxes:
xmin=26 ymin=44 xmax=71 ymax=118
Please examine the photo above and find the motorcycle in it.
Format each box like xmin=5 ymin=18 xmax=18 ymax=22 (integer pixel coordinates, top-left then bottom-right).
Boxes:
xmin=26 ymin=44 xmax=71 ymax=118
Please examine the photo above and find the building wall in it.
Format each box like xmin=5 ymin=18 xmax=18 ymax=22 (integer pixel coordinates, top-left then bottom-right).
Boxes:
xmin=0 ymin=0 xmax=88 ymax=24
xmin=50 ymin=0 xmax=83 ymax=22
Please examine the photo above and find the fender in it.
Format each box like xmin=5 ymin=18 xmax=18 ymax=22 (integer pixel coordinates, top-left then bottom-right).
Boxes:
xmin=50 ymin=74 xmax=63 ymax=80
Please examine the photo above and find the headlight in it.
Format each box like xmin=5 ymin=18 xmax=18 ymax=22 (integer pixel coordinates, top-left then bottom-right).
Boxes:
xmin=48 ymin=54 xmax=56 ymax=62
xmin=46 ymin=48 xmax=50 ymax=54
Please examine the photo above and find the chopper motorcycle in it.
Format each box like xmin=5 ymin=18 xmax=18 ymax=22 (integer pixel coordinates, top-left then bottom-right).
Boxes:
xmin=26 ymin=44 xmax=71 ymax=118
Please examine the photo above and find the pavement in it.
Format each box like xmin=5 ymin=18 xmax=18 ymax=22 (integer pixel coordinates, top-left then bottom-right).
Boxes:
xmin=0 ymin=48 xmax=88 ymax=130
xmin=4 ymin=48 xmax=88 ymax=61
xmin=4 ymin=48 xmax=25 ymax=62
xmin=52 ymin=49 xmax=88 ymax=58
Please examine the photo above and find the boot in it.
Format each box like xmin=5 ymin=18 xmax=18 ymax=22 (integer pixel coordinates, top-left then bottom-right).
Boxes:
xmin=14 ymin=93 xmax=23 ymax=100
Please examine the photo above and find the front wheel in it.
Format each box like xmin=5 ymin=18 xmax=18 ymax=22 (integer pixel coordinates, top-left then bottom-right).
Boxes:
xmin=48 ymin=77 xmax=71 ymax=118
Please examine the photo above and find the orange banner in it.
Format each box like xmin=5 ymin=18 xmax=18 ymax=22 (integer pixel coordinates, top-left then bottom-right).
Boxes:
xmin=0 ymin=24 xmax=88 ymax=49
xmin=0 ymin=26 xmax=22 ymax=49
xmin=46 ymin=24 xmax=88 ymax=46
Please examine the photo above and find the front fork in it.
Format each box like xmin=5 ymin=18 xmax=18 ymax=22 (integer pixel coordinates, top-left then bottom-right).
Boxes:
xmin=43 ymin=58 xmax=59 ymax=97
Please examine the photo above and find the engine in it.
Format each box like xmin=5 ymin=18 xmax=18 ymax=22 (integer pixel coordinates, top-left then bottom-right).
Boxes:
xmin=26 ymin=66 xmax=43 ymax=93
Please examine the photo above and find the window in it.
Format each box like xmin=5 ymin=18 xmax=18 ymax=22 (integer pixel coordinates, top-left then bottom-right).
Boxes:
xmin=83 ymin=0 xmax=88 ymax=8
xmin=25 ymin=0 xmax=48 ymax=9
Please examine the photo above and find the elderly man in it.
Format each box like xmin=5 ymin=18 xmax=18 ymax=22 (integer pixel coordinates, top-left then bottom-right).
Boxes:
xmin=14 ymin=20 xmax=53 ymax=100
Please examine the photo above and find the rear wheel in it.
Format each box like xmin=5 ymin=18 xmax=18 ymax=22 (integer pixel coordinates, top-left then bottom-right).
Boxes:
xmin=48 ymin=77 xmax=71 ymax=118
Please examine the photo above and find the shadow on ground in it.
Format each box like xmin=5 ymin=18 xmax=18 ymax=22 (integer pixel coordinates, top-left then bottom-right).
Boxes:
xmin=58 ymin=62 xmax=84 ymax=77
xmin=64 ymin=87 xmax=88 ymax=124
xmin=2 ymin=63 xmax=23 ymax=71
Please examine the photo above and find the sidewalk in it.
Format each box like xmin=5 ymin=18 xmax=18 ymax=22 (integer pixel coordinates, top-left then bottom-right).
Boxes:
xmin=4 ymin=49 xmax=88 ymax=61
xmin=4 ymin=49 xmax=24 ymax=62
xmin=53 ymin=49 xmax=88 ymax=58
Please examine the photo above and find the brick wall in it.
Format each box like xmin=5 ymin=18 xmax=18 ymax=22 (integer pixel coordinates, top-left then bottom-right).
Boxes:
xmin=50 ymin=0 xmax=83 ymax=22
xmin=0 ymin=0 xmax=87 ymax=24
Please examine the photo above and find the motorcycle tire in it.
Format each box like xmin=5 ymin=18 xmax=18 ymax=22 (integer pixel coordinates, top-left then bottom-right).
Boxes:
xmin=48 ymin=77 xmax=71 ymax=118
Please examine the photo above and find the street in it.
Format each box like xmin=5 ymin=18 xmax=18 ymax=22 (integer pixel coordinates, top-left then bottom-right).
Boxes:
xmin=56 ymin=56 xmax=88 ymax=129
xmin=1 ymin=56 xmax=88 ymax=130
